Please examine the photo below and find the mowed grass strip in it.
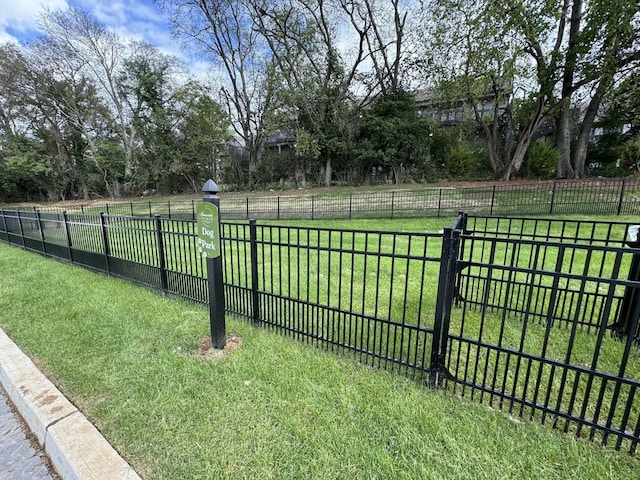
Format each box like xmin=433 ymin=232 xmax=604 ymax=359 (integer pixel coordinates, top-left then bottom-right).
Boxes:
xmin=0 ymin=242 xmax=638 ymax=479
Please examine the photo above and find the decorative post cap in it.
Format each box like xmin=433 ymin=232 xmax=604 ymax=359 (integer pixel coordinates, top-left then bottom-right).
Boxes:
xmin=202 ymin=179 xmax=219 ymax=195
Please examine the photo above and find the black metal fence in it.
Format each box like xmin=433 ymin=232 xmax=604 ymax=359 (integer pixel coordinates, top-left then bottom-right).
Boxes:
xmin=449 ymin=215 xmax=640 ymax=453
xmin=17 ymin=177 xmax=640 ymax=220
xmin=1 ymin=208 xmax=640 ymax=454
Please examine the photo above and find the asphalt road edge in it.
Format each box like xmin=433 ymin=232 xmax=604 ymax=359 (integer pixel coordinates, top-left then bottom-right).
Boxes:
xmin=0 ymin=328 xmax=141 ymax=480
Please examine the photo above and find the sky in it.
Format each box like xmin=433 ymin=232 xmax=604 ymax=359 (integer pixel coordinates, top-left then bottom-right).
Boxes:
xmin=0 ymin=0 xmax=193 ymax=68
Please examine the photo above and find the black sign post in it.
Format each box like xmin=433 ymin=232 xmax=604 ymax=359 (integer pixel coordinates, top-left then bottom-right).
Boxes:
xmin=614 ymin=225 xmax=640 ymax=342
xmin=198 ymin=179 xmax=226 ymax=349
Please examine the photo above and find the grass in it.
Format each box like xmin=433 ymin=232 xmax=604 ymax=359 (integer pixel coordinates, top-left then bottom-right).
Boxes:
xmin=1 ymin=243 xmax=639 ymax=478
xmin=6 ymin=214 xmax=640 ymax=444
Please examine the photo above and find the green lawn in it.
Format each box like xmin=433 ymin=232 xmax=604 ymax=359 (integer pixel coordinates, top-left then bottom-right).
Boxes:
xmin=0 ymin=242 xmax=639 ymax=479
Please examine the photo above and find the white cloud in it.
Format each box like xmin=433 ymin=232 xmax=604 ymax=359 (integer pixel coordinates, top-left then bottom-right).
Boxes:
xmin=74 ymin=0 xmax=188 ymax=67
xmin=0 ymin=0 xmax=170 ymax=48
xmin=0 ymin=0 xmax=206 ymax=80
xmin=0 ymin=0 xmax=69 ymax=43
xmin=74 ymin=0 xmax=169 ymax=45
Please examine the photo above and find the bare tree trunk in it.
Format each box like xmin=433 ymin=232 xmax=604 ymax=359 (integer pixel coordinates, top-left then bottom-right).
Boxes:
xmin=324 ymin=157 xmax=332 ymax=187
xmin=484 ymin=121 xmax=507 ymax=175
xmin=504 ymin=137 xmax=534 ymax=181
xmin=81 ymin=182 xmax=89 ymax=200
xmin=503 ymin=98 xmax=546 ymax=180
xmin=556 ymin=0 xmax=582 ymax=179
xmin=572 ymin=78 xmax=610 ymax=178
xmin=556 ymin=101 xmax=575 ymax=178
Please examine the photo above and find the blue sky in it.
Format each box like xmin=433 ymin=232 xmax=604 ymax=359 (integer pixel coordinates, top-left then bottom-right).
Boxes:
xmin=0 ymin=0 xmax=186 ymax=64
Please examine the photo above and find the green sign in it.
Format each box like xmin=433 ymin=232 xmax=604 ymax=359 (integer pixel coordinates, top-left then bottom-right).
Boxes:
xmin=196 ymin=202 xmax=220 ymax=259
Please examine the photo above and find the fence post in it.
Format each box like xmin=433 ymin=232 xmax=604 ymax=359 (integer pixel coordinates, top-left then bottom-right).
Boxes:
xmin=438 ymin=189 xmax=443 ymax=218
xmin=490 ymin=185 xmax=496 ymax=215
xmin=349 ymin=193 xmax=353 ymax=220
xmin=549 ymin=180 xmax=557 ymax=214
xmin=167 ymin=201 xmax=171 ymax=219
xmin=154 ymin=215 xmax=169 ymax=295
xmin=277 ymin=196 xmax=281 ymax=220
xmin=130 ymin=202 xmax=134 ymax=216
xmin=199 ymin=179 xmax=226 ymax=349
xmin=391 ymin=191 xmax=395 ymax=219
xmin=62 ymin=211 xmax=74 ymax=263
xmin=99 ymin=212 xmax=111 ymax=275
xmin=0 ymin=209 xmax=10 ymax=244
xmin=311 ymin=195 xmax=315 ymax=220
xmin=249 ymin=219 xmax=261 ymax=326
xmin=617 ymin=178 xmax=627 ymax=216
xmin=16 ymin=210 xmax=25 ymax=248
xmin=429 ymin=226 xmax=461 ymax=387
xmin=35 ymin=209 xmax=46 ymax=257
xmin=611 ymin=228 xmax=640 ymax=341
xmin=0 ymin=209 xmax=6 ymax=238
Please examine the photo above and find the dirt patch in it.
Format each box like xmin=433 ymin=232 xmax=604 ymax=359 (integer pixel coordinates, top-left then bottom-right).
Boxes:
xmin=195 ymin=334 xmax=243 ymax=361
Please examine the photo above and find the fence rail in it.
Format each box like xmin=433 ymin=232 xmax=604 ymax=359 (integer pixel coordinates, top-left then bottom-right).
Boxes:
xmin=1 ymin=207 xmax=640 ymax=454
xmin=10 ymin=178 xmax=640 ymax=220
xmin=447 ymin=216 xmax=640 ymax=453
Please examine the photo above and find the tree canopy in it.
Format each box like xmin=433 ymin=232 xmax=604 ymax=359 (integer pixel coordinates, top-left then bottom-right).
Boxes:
xmin=1 ymin=1 xmax=639 ymax=202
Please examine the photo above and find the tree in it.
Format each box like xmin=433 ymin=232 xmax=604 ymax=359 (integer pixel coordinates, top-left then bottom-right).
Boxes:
xmin=38 ymin=7 xmax=137 ymax=195
xmin=586 ymin=73 xmax=640 ymax=176
xmin=357 ymin=89 xmax=431 ymax=184
xmin=119 ymin=42 xmax=231 ymax=194
xmin=557 ymin=0 xmax=640 ymax=178
xmin=29 ymin=37 xmax=117 ymax=198
xmin=248 ymin=0 xmax=361 ymax=188
xmin=0 ymin=134 xmax=50 ymax=202
xmin=499 ymin=0 xmax=640 ymax=179
xmin=160 ymin=0 xmax=278 ymax=188
xmin=424 ymin=0 xmax=640 ymax=180
xmin=427 ymin=0 xmax=517 ymax=176
xmin=602 ymin=74 xmax=640 ymax=141
xmin=426 ymin=0 xmax=552 ymax=180
xmin=173 ymin=83 xmax=231 ymax=192
xmin=251 ymin=0 xmax=416 ymax=187
xmin=338 ymin=0 xmax=412 ymax=96
xmin=0 ymin=43 xmax=31 ymax=140
xmin=0 ymin=40 xmax=110 ymax=200
xmin=119 ymin=43 xmax=180 ymax=193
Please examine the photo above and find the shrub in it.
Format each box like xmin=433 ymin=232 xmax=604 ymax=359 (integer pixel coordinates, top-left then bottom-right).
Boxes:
xmin=526 ymin=140 xmax=560 ymax=179
xmin=445 ymin=143 xmax=477 ymax=180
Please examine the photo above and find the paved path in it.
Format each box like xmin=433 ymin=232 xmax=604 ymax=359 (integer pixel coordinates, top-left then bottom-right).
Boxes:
xmin=0 ymin=385 xmax=55 ymax=480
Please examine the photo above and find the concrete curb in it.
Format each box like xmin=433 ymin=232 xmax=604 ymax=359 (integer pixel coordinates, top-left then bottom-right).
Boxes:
xmin=0 ymin=328 xmax=142 ymax=480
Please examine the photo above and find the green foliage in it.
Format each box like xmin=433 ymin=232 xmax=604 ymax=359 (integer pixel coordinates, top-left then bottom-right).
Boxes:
xmin=172 ymin=84 xmax=231 ymax=192
xmin=585 ymin=133 xmax=625 ymax=177
xmin=0 ymin=135 xmax=49 ymax=201
xmin=221 ymin=149 xmax=250 ymax=191
xmin=294 ymin=129 xmax=321 ymax=161
xmin=525 ymin=140 xmax=561 ymax=179
xmin=587 ymin=75 xmax=640 ymax=177
xmin=254 ymin=149 xmax=297 ymax=188
xmin=2 ymin=1 xmax=639 ymax=201
xmin=357 ymin=90 xmax=432 ymax=184
xmin=118 ymin=52 xmax=231 ymax=195
xmin=621 ymin=136 xmax=640 ymax=173
xmin=445 ymin=143 xmax=477 ymax=180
